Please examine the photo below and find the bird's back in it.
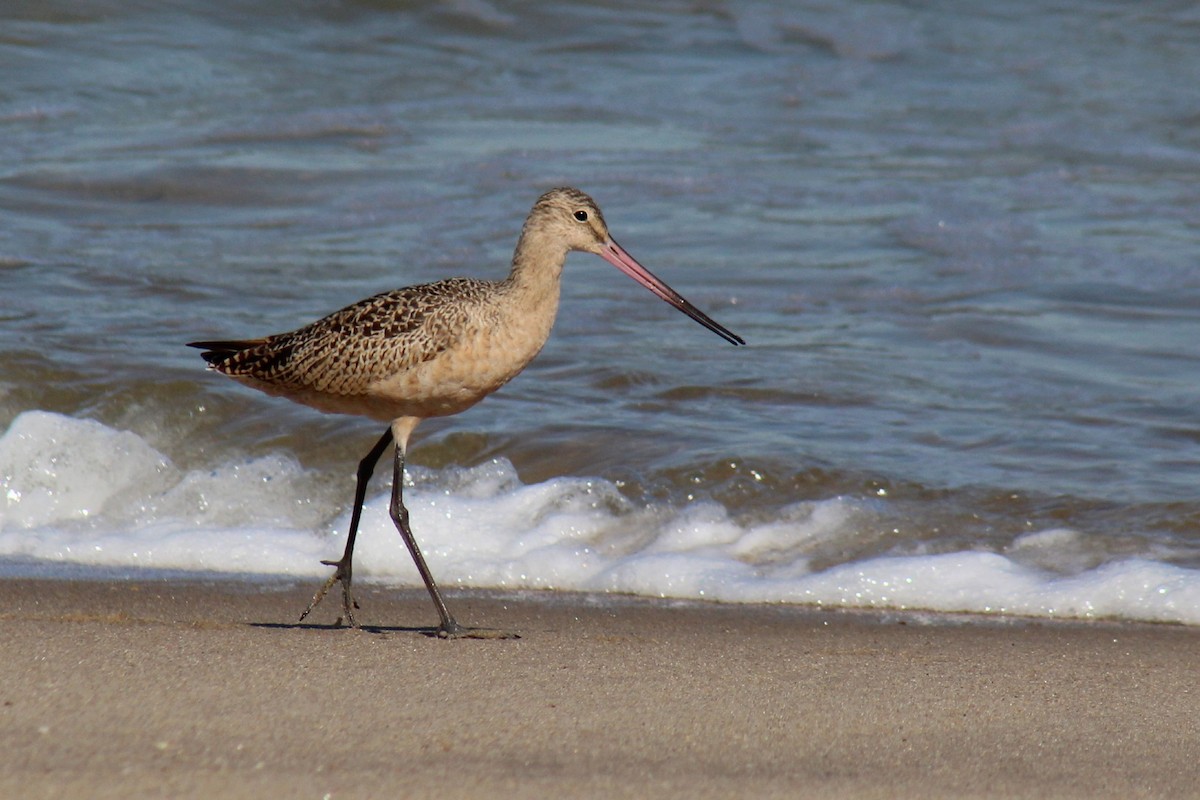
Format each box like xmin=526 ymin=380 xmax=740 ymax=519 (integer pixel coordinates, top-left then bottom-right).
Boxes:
xmin=191 ymin=277 xmax=519 ymax=420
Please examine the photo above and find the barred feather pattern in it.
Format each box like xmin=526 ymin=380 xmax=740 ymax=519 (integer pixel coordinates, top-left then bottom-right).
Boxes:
xmin=192 ymin=277 xmax=520 ymax=419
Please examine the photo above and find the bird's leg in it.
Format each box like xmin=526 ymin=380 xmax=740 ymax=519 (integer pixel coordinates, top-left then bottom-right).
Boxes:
xmin=388 ymin=438 xmax=518 ymax=639
xmin=299 ymin=428 xmax=393 ymax=627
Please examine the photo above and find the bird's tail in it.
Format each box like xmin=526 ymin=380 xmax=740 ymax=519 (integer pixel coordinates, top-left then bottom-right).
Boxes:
xmin=187 ymin=339 xmax=265 ymax=366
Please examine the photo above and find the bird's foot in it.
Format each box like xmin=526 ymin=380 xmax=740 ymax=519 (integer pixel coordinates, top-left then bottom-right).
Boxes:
xmin=436 ymin=619 xmax=520 ymax=640
xmin=299 ymin=558 xmax=360 ymax=628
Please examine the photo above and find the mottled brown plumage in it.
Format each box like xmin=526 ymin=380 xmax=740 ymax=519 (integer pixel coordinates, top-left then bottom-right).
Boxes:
xmin=189 ymin=187 xmax=743 ymax=638
xmin=191 ymin=278 xmax=510 ymax=420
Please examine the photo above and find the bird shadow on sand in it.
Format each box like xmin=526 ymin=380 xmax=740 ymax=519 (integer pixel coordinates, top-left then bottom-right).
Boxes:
xmin=249 ymin=620 xmax=442 ymax=637
xmin=249 ymin=620 xmax=520 ymax=639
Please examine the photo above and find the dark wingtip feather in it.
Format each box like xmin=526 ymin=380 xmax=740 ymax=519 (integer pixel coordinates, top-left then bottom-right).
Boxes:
xmin=187 ymin=339 xmax=261 ymax=366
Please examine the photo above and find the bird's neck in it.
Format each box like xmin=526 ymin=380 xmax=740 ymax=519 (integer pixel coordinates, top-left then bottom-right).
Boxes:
xmin=505 ymin=228 xmax=568 ymax=302
xmin=490 ymin=231 xmax=564 ymax=356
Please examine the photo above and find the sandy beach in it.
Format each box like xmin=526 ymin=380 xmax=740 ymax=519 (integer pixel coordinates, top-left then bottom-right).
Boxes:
xmin=1 ymin=578 xmax=1195 ymax=799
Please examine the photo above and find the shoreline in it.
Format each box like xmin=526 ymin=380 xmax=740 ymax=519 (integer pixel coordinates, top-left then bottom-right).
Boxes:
xmin=2 ymin=578 xmax=1197 ymax=798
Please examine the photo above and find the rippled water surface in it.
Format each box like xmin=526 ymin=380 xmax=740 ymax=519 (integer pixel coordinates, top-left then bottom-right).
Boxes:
xmin=2 ymin=1 xmax=1200 ymax=621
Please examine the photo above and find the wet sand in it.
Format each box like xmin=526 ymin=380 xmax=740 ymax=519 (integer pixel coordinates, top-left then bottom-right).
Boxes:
xmin=1 ymin=578 xmax=1196 ymax=799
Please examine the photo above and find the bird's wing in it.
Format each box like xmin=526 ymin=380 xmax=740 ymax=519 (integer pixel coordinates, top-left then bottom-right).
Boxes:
xmin=188 ymin=278 xmax=492 ymax=396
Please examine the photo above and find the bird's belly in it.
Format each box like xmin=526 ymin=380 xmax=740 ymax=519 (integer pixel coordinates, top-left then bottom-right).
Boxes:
xmin=364 ymin=316 xmax=550 ymax=420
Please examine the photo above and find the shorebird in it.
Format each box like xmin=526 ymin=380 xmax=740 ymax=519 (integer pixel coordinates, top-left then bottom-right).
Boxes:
xmin=190 ymin=187 xmax=744 ymax=638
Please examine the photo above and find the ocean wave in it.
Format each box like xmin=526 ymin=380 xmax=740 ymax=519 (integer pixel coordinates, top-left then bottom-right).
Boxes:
xmin=2 ymin=410 xmax=1198 ymax=624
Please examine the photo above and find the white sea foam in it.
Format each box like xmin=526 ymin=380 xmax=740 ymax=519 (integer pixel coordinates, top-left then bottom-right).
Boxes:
xmin=3 ymin=410 xmax=1199 ymax=625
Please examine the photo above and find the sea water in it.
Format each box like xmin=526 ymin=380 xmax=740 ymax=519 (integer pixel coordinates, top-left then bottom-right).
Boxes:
xmin=2 ymin=1 xmax=1199 ymax=624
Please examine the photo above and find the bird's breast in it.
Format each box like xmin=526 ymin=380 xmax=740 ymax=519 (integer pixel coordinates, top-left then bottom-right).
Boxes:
xmin=366 ymin=286 xmax=559 ymax=419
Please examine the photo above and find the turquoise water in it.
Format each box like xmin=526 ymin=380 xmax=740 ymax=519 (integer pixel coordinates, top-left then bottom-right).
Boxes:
xmin=2 ymin=1 xmax=1199 ymax=621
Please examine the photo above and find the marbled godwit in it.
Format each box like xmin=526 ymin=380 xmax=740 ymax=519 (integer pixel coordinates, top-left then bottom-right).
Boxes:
xmin=189 ymin=187 xmax=744 ymax=638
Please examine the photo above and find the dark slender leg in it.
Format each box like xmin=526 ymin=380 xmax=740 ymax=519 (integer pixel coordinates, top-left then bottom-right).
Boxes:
xmin=388 ymin=439 xmax=518 ymax=639
xmin=299 ymin=428 xmax=393 ymax=627
xmin=387 ymin=441 xmax=464 ymax=636
xmin=301 ymin=423 xmax=517 ymax=638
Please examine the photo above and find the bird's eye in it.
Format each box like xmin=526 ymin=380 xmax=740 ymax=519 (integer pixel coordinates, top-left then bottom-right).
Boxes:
xmin=573 ymin=210 xmax=589 ymax=222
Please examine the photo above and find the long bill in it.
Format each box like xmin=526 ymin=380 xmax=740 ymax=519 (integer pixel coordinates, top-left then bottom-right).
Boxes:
xmin=599 ymin=239 xmax=746 ymax=346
